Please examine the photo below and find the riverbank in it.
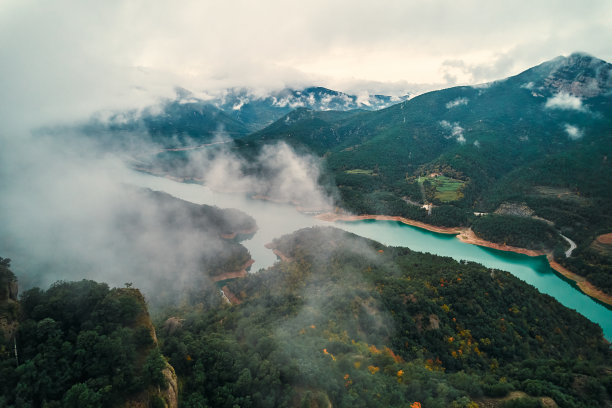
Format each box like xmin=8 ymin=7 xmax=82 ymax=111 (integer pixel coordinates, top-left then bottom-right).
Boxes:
xmin=316 ymin=212 xmax=612 ymax=307
xmin=315 ymin=213 xmax=463 ymax=234
xmin=456 ymin=229 xmax=545 ymax=257
xmin=210 ymin=259 xmax=255 ymax=283
xmin=264 ymin=242 xmax=293 ymax=262
xmin=220 ymin=226 xmax=258 ymax=240
xmin=547 ymin=257 xmax=612 ymax=306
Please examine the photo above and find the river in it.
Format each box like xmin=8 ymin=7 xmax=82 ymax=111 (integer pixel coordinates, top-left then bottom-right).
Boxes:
xmin=126 ymin=171 xmax=612 ymax=340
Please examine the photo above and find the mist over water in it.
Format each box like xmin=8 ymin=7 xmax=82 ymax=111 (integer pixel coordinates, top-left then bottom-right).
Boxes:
xmin=0 ymin=125 xmax=333 ymax=303
xmin=125 ymin=170 xmax=328 ymax=273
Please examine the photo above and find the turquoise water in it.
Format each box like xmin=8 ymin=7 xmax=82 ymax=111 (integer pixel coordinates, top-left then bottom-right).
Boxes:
xmin=127 ymin=172 xmax=612 ymax=340
xmin=336 ymin=219 xmax=612 ymax=340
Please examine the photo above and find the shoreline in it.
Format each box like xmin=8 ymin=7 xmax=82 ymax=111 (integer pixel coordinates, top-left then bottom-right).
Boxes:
xmin=264 ymin=242 xmax=293 ymax=262
xmin=220 ymin=226 xmax=258 ymax=240
xmin=210 ymin=259 xmax=255 ymax=283
xmin=547 ymin=257 xmax=612 ymax=306
xmin=316 ymin=212 xmax=612 ymax=307
xmin=315 ymin=213 xmax=463 ymax=234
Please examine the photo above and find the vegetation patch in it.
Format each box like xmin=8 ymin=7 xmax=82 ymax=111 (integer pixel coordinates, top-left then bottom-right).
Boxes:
xmin=162 ymin=227 xmax=611 ymax=407
xmin=472 ymin=214 xmax=566 ymax=252
xmin=345 ymin=168 xmax=375 ymax=175
xmin=589 ymin=233 xmax=612 ymax=258
xmin=419 ymin=175 xmax=465 ymax=203
xmin=532 ymin=186 xmax=589 ymax=204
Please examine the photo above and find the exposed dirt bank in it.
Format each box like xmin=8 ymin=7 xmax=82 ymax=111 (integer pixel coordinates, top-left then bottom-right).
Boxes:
xmin=315 ymin=213 xmax=463 ymax=234
xmin=264 ymin=242 xmax=294 ymax=262
xmin=456 ymin=229 xmax=545 ymax=257
xmin=220 ymin=227 xmax=258 ymax=240
xmin=547 ymin=257 xmax=612 ymax=306
xmin=596 ymin=233 xmax=612 ymax=245
xmin=210 ymin=259 xmax=255 ymax=283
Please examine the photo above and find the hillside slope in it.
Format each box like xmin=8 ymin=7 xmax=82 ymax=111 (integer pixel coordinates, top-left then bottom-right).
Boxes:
xmin=159 ymin=227 xmax=611 ymax=407
xmin=235 ymin=53 xmax=612 ymax=295
xmin=0 ymin=277 xmax=177 ymax=407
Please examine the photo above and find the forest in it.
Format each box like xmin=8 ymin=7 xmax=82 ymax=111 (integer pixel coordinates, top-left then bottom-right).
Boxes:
xmin=2 ymin=227 xmax=611 ymax=406
xmin=158 ymin=227 xmax=612 ymax=407
xmin=0 ymin=270 xmax=172 ymax=407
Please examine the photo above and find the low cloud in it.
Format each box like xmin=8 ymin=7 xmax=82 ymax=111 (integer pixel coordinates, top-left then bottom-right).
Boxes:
xmin=0 ymin=122 xmax=334 ymax=303
xmin=564 ymin=123 xmax=584 ymax=140
xmin=439 ymin=120 xmax=466 ymax=144
xmin=0 ymin=132 xmax=212 ymax=296
xmin=441 ymin=53 xmax=517 ymax=85
xmin=545 ymin=93 xmax=585 ymax=111
xmin=446 ymin=97 xmax=469 ymax=109
xmin=171 ymin=140 xmax=334 ymax=211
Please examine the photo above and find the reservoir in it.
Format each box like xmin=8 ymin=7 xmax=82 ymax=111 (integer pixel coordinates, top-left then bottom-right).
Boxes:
xmin=127 ymin=171 xmax=612 ymax=340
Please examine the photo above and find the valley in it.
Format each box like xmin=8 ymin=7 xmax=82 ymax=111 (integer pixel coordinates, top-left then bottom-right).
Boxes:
xmin=2 ymin=52 xmax=611 ymax=407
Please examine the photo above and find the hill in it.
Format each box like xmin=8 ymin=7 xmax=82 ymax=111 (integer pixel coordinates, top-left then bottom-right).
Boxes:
xmin=159 ymin=227 xmax=611 ymax=407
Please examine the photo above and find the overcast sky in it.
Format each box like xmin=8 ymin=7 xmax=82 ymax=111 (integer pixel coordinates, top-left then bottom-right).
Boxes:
xmin=1 ymin=0 xmax=611 ymax=128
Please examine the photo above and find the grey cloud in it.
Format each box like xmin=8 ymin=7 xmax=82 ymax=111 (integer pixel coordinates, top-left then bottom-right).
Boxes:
xmin=171 ymin=140 xmax=334 ymax=211
xmin=0 ymin=131 xmax=220 ymax=298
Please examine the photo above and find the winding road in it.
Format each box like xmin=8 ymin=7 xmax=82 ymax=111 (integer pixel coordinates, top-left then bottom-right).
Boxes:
xmin=559 ymin=233 xmax=577 ymax=258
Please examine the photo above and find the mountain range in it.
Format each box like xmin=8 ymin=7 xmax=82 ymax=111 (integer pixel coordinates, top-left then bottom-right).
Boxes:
xmin=84 ymin=86 xmax=409 ymax=148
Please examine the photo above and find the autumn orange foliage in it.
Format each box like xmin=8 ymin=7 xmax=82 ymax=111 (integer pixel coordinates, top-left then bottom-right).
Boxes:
xmin=323 ymin=348 xmax=336 ymax=361
xmin=367 ymin=365 xmax=380 ymax=374
xmin=383 ymin=346 xmax=403 ymax=363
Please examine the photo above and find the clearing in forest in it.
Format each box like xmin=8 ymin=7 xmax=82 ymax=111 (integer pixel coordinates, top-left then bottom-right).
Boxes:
xmin=418 ymin=175 xmax=465 ymax=202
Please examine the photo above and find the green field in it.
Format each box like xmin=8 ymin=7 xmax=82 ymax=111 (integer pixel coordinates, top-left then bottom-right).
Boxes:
xmin=419 ymin=175 xmax=465 ymax=202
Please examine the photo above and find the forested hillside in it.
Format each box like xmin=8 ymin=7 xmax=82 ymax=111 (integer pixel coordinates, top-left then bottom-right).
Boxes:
xmin=0 ymin=276 xmax=175 ymax=407
xmin=2 ymin=226 xmax=611 ymax=407
xmin=227 ymin=53 xmax=612 ymax=295
xmin=158 ymin=227 xmax=611 ymax=407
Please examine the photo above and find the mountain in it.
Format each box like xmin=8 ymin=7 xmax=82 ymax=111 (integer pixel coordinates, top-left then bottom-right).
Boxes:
xmin=83 ymin=87 xmax=409 ymax=149
xmin=235 ymin=53 xmax=612 ymax=295
xmin=84 ymin=99 xmax=252 ymax=149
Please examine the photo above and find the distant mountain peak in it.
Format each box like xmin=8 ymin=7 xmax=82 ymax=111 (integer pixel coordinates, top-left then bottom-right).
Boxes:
xmin=532 ymin=52 xmax=612 ymax=97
